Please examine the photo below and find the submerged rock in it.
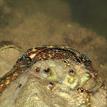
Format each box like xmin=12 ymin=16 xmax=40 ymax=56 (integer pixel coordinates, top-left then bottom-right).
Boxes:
xmin=0 ymin=44 xmax=106 ymax=107
xmin=0 ymin=41 xmax=22 ymax=77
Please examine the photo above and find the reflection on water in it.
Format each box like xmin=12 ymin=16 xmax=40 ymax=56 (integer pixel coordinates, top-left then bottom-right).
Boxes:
xmin=69 ymin=0 xmax=107 ymax=37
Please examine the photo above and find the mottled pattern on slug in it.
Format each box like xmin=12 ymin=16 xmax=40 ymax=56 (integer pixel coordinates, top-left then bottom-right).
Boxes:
xmin=0 ymin=46 xmax=95 ymax=93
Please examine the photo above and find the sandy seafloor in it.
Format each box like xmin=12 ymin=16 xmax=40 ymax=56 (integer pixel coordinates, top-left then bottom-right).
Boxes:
xmin=0 ymin=0 xmax=107 ymax=106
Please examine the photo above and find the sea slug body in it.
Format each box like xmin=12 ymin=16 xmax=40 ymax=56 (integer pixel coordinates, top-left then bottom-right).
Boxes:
xmin=0 ymin=46 xmax=100 ymax=94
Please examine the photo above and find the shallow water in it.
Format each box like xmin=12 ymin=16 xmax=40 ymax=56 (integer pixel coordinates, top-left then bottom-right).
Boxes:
xmin=0 ymin=0 xmax=107 ymax=36
xmin=68 ymin=0 xmax=107 ymax=36
xmin=0 ymin=1 xmax=107 ymax=107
